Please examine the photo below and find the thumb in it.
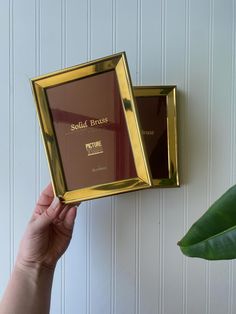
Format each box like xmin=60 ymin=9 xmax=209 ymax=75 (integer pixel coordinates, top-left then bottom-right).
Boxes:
xmin=34 ymin=197 xmax=62 ymax=231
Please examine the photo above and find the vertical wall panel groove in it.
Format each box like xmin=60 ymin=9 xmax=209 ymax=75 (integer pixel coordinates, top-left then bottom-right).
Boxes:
xmin=136 ymin=0 xmax=142 ymax=84
xmin=135 ymin=193 xmax=141 ymax=314
xmin=9 ymin=0 xmax=15 ymax=272
xmin=183 ymin=0 xmax=190 ymax=313
xmin=110 ymin=0 xmax=117 ymax=314
xmin=205 ymin=262 xmax=210 ymax=314
xmin=206 ymin=0 xmax=214 ymax=314
xmin=230 ymin=0 xmax=236 ymax=186
xmin=61 ymin=1 xmax=66 ymax=313
xmin=139 ymin=0 xmax=142 ymax=84
xmin=183 ymin=0 xmax=189 ymax=284
xmin=207 ymin=0 xmax=214 ymax=212
xmin=111 ymin=6 xmax=117 ymax=314
xmin=37 ymin=0 xmax=48 ymax=191
xmin=61 ymin=0 xmax=66 ymax=70
xmin=206 ymin=1 xmax=214 ymax=313
xmin=159 ymin=8 xmax=165 ymax=313
xmin=87 ymin=0 xmax=91 ymax=60
xmin=110 ymin=196 xmax=116 ymax=314
xmin=138 ymin=193 xmax=141 ymax=314
xmin=112 ymin=0 xmax=116 ymax=52
xmin=230 ymin=2 xmax=236 ymax=311
xmin=160 ymin=0 xmax=165 ymax=298
xmin=161 ymin=0 xmax=166 ymax=83
xmin=234 ymin=0 xmax=236 ymax=186
xmin=229 ymin=262 xmax=234 ymax=314
xmin=159 ymin=2 xmax=166 ymax=314
xmin=86 ymin=202 xmax=91 ymax=314
xmin=228 ymin=2 xmax=235 ymax=312
xmin=35 ymin=0 xmax=41 ymax=200
xmin=158 ymin=191 xmax=164 ymax=314
xmin=135 ymin=1 xmax=142 ymax=313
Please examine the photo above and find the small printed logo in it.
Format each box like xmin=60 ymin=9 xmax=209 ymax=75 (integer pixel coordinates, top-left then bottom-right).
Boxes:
xmin=142 ymin=130 xmax=155 ymax=136
xmin=85 ymin=140 xmax=104 ymax=156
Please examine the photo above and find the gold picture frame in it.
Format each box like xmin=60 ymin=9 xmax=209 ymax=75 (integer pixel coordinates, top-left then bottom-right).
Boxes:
xmin=31 ymin=52 xmax=152 ymax=203
xmin=134 ymin=86 xmax=179 ymax=187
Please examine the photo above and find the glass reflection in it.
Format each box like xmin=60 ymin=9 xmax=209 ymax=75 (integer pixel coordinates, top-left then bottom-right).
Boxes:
xmin=46 ymin=70 xmax=137 ymax=190
xmin=136 ymin=96 xmax=169 ymax=179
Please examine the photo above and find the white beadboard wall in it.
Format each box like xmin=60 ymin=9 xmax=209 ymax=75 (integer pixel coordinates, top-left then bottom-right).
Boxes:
xmin=0 ymin=1 xmax=236 ymax=314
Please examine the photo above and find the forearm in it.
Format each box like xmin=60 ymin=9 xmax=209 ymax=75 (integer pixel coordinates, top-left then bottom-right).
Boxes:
xmin=0 ymin=262 xmax=55 ymax=314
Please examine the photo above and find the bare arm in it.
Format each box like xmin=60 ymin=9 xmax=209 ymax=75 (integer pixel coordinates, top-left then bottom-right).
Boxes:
xmin=0 ymin=184 xmax=78 ymax=314
xmin=0 ymin=262 xmax=54 ymax=314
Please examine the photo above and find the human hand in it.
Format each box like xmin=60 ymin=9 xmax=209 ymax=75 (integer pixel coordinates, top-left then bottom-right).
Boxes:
xmin=16 ymin=183 xmax=79 ymax=270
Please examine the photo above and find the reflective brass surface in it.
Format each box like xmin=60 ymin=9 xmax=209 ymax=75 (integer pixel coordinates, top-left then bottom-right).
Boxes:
xmin=31 ymin=52 xmax=152 ymax=203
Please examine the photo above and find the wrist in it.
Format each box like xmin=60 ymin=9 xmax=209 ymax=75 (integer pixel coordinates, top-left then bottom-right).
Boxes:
xmin=1 ymin=259 xmax=55 ymax=314
xmin=14 ymin=259 xmax=55 ymax=282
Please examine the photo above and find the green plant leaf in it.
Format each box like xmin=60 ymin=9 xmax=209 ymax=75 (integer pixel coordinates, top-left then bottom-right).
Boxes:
xmin=178 ymin=185 xmax=236 ymax=260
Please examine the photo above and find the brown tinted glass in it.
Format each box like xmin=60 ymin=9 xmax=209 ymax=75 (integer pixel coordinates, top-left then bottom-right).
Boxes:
xmin=136 ymin=95 xmax=169 ymax=179
xmin=45 ymin=70 xmax=137 ymax=190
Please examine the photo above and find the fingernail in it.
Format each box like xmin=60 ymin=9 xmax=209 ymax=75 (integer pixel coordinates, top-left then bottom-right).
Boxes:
xmin=46 ymin=197 xmax=61 ymax=217
xmin=51 ymin=197 xmax=60 ymax=210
